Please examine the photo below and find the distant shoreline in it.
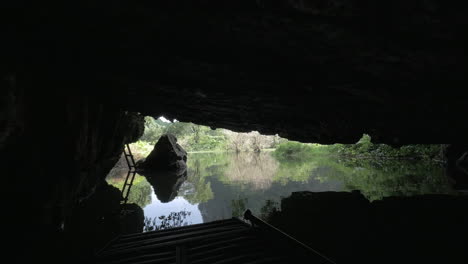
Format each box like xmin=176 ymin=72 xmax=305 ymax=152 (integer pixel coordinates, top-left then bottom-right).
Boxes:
xmin=188 ymin=149 xmax=276 ymax=154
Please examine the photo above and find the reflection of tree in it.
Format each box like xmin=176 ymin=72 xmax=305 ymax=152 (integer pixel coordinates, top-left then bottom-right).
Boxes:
xmin=143 ymin=211 xmax=192 ymax=232
xmin=313 ymin=158 xmax=454 ymax=201
xmin=194 ymin=153 xmax=342 ymax=223
xmin=180 ymin=158 xmax=215 ymax=204
xmin=126 ymin=178 xmax=152 ymax=208
xmin=106 ymin=174 xmax=152 ymax=208
xmin=180 ymin=153 xmax=231 ymax=204
xmin=273 ymin=159 xmax=318 ymax=184
xmin=231 ymin=198 xmax=248 ymax=217
xmin=222 ymin=152 xmax=279 ymax=190
xmin=260 ymin=199 xmax=279 ymax=221
xmin=181 ymin=151 xmax=453 ymax=225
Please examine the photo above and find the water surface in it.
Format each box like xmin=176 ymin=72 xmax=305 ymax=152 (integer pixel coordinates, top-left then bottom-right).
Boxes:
xmin=106 ymin=151 xmax=452 ymax=231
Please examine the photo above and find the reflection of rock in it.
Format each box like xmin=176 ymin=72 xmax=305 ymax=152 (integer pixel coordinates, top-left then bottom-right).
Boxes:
xmin=138 ymin=134 xmax=187 ymax=172
xmin=144 ymin=170 xmax=188 ymax=203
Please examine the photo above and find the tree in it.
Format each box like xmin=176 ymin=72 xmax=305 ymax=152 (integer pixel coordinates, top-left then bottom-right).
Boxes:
xmin=140 ymin=116 xmax=165 ymax=143
xmin=222 ymin=130 xmax=277 ymax=152
xmin=249 ymin=131 xmax=275 ymax=152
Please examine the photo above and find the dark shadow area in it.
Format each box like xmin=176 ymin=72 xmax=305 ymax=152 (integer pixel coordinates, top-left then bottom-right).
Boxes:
xmin=11 ymin=183 xmax=145 ymax=264
xmin=266 ymin=191 xmax=468 ymax=264
xmin=64 ymin=184 xmax=144 ymax=263
xmin=443 ymin=144 xmax=468 ymax=189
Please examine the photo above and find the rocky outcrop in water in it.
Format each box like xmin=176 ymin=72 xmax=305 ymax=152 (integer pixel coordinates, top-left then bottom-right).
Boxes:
xmin=138 ymin=134 xmax=187 ymax=172
xmin=137 ymin=134 xmax=188 ymax=202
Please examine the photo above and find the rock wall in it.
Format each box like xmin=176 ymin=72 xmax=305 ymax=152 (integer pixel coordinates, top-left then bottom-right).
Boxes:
xmin=1 ymin=76 xmax=145 ymax=261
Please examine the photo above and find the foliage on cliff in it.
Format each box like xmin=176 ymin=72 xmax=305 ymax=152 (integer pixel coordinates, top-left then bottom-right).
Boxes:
xmin=274 ymin=134 xmax=442 ymax=161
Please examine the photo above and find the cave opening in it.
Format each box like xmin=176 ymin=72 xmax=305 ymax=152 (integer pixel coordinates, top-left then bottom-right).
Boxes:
xmin=106 ymin=116 xmax=458 ymax=235
xmin=4 ymin=1 xmax=468 ymax=263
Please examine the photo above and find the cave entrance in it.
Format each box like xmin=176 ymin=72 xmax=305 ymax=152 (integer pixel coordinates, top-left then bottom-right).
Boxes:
xmin=105 ymin=116 xmax=458 ymax=233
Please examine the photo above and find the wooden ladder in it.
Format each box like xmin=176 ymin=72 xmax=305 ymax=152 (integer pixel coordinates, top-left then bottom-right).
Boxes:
xmin=121 ymin=144 xmax=137 ymax=204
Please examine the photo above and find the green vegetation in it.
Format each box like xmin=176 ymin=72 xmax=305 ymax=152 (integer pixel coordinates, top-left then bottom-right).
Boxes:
xmin=184 ymin=151 xmax=452 ymax=210
xmin=310 ymin=158 xmax=453 ymax=201
xmin=331 ymin=134 xmax=442 ymax=160
xmin=135 ymin=118 xmax=440 ymax=163
xmin=231 ymin=198 xmax=248 ymax=218
xmin=139 ymin=116 xmax=228 ymax=152
xmin=133 ymin=116 xmax=283 ymax=154
xmin=274 ymin=134 xmax=442 ymax=162
xmin=273 ymin=141 xmax=331 ymax=160
xmin=107 ymin=174 xmax=152 ymax=208
xmin=138 ymin=117 xmax=441 ymax=162
xmin=105 ymin=150 xmax=453 ymax=225
xmin=179 ymin=157 xmax=218 ymax=204
xmin=104 ymin=117 xmax=452 ymax=224
xmin=260 ymin=200 xmax=279 ymax=220
xmin=273 ymin=158 xmax=319 ymax=184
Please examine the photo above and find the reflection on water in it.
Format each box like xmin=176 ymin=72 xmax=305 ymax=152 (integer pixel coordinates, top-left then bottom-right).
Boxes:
xmin=143 ymin=170 xmax=188 ymax=203
xmin=106 ymin=151 xmax=453 ymax=231
xmin=142 ymin=194 xmax=202 ymax=231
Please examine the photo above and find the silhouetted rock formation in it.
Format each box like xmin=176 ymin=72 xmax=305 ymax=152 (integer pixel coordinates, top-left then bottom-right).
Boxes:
xmin=66 ymin=184 xmax=144 ymax=263
xmin=137 ymin=134 xmax=188 ymax=202
xmin=267 ymin=191 xmax=468 ymax=264
xmin=138 ymin=134 xmax=187 ymax=172
xmin=1 ymin=94 xmax=145 ymax=263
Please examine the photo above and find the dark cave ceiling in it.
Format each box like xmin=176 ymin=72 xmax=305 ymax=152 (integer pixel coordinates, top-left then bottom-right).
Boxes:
xmin=5 ymin=0 xmax=468 ymax=144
